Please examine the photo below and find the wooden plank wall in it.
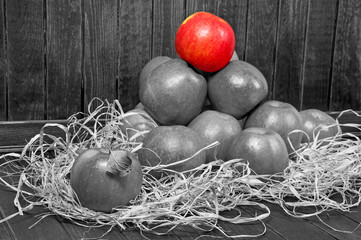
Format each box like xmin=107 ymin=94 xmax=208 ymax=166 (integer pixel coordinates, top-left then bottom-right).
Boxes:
xmin=0 ymin=0 xmax=360 ymax=121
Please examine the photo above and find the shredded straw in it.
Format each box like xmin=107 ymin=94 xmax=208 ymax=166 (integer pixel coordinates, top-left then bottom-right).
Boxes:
xmin=0 ymin=98 xmax=361 ymax=238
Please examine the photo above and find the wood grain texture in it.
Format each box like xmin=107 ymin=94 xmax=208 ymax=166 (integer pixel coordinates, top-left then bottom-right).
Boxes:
xmin=0 ymin=207 xmax=16 ymax=240
xmin=264 ymin=203 xmax=337 ymax=240
xmin=118 ymin=0 xmax=152 ymax=111
xmin=337 ymin=209 xmax=361 ymax=227
xmin=301 ymin=0 xmax=337 ymax=111
xmin=273 ymin=0 xmax=309 ymax=110
xmin=0 ymin=0 xmax=5 ymax=121
xmin=245 ymin=0 xmax=278 ymax=98
xmin=0 ymin=1 xmax=361 ymax=121
xmin=329 ymin=110 xmax=361 ymax=136
xmin=0 ymin=120 xmax=67 ymax=153
xmin=46 ymin=0 xmax=82 ymax=120
xmin=216 ymin=206 xmax=283 ymax=239
xmin=59 ymin=221 xmax=126 ymax=240
xmin=330 ymin=0 xmax=361 ymax=111
xmin=152 ymin=0 xmax=185 ymax=58
xmin=333 ymin=193 xmax=361 ymax=227
xmin=121 ymin=228 xmax=188 ymax=240
xmin=61 ymin=220 xmax=194 ymax=240
xmin=186 ymin=0 xmax=220 ymax=16
xmin=217 ymin=0 xmax=248 ymax=61
xmin=307 ymin=211 xmax=361 ymax=240
xmin=0 ymin=185 xmax=72 ymax=240
xmin=83 ymin=0 xmax=119 ymax=110
xmin=6 ymin=0 xmax=45 ymax=120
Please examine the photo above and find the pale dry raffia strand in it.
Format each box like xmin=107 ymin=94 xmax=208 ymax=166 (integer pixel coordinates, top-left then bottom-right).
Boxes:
xmin=0 ymin=99 xmax=360 ymax=238
xmin=0 ymin=99 xmax=269 ymax=239
xmin=248 ymin=110 xmax=361 ymax=232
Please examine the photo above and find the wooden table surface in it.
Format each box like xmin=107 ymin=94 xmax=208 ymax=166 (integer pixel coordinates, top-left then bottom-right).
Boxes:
xmin=1 ymin=113 xmax=361 ymax=240
xmin=1 ymin=168 xmax=361 ymax=240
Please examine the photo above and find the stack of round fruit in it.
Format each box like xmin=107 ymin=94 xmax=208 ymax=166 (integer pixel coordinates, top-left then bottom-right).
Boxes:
xmin=70 ymin=12 xmax=340 ymax=213
xmin=132 ymin=11 xmax=339 ymax=177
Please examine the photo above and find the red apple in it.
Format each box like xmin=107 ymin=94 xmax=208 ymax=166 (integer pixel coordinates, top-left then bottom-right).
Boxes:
xmin=139 ymin=58 xmax=207 ymax=126
xmin=300 ymin=109 xmax=340 ymax=143
xmin=226 ymin=127 xmax=289 ymax=175
xmin=188 ymin=110 xmax=242 ymax=163
xmin=207 ymin=60 xmax=268 ymax=119
xmin=244 ymin=100 xmax=303 ymax=154
xmin=191 ymin=50 xmax=239 ymax=78
xmin=175 ymin=12 xmax=235 ymax=72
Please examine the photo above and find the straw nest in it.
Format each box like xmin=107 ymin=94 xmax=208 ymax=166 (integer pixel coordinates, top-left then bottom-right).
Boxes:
xmin=0 ymin=99 xmax=360 ymax=238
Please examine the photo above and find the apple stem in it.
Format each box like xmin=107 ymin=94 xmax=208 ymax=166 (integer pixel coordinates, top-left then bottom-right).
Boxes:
xmin=106 ymin=150 xmax=134 ymax=176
